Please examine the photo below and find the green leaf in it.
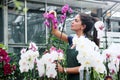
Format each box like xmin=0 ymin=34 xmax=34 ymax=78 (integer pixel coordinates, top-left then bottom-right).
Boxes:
xmin=0 ymin=44 xmax=4 ymax=48
xmin=0 ymin=44 xmax=7 ymax=50
xmin=13 ymin=0 xmax=23 ymax=10
xmin=23 ymin=7 xmax=28 ymax=13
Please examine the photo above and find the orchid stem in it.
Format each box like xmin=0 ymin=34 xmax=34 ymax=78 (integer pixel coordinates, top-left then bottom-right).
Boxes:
xmin=58 ymin=18 xmax=66 ymax=49
xmin=118 ymin=61 xmax=120 ymax=80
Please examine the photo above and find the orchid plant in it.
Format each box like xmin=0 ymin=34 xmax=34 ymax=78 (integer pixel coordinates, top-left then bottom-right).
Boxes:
xmin=36 ymin=46 xmax=64 ymax=78
xmin=102 ymin=43 xmax=120 ymax=80
xmin=94 ymin=21 xmax=105 ymax=39
xmin=0 ymin=44 xmax=16 ymax=80
xmin=19 ymin=42 xmax=39 ymax=79
xmin=19 ymin=43 xmax=64 ymax=79
xmin=75 ymin=34 xmax=120 ymax=80
xmin=40 ymin=4 xmax=73 ymax=79
xmin=43 ymin=4 xmax=73 ymax=49
xmin=19 ymin=42 xmax=39 ymax=73
xmin=43 ymin=4 xmax=73 ymax=29
xmin=76 ymin=36 xmax=106 ymax=80
xmin=18 ymin=4 xmax=73 ymax=80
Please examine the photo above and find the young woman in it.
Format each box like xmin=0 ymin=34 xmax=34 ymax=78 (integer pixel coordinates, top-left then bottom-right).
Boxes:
xmin=50 ymin=11 xmax=99 ymax=80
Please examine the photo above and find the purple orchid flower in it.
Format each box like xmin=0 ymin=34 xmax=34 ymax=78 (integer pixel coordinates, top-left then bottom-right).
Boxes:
xmin=68 ymin=8 xmax=73 ymax=13
xmin=44 ymin=20 xmax=50 ymax=27
xmin=60 ymin=4 xmax=73 ymax=24
xmin=61 ymin=4 xmax=69 ymax=14
xmin=60 ymin=14 xmax=66 ymax=23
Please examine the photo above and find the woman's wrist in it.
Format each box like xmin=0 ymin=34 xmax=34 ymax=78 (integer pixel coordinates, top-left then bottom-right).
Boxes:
xmin=63 ymin=67 xmax=67 ymax=73
xmin=51 ymin=27 xmax=57 ymax=34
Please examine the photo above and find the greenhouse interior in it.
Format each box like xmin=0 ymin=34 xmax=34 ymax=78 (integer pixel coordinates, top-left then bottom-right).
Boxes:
xmin=0 ymin=0 xmax=120 ymax=80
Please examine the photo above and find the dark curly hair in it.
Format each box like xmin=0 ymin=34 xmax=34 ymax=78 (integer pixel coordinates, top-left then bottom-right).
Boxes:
xmin=79 ymin=13 xmax=94 ymax=33
xmin=79 ymin=13 xmax=99 ymax=46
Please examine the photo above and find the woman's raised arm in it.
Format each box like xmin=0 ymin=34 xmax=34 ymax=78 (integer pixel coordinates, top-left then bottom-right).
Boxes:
xmin=51 ymin=28 xmax=68 ymax=42
xmin=49 ymin=10 xmax=68 ymax=43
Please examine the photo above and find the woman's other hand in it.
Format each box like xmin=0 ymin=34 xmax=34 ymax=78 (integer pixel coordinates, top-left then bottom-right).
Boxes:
xmin=56 ymin=62 xmax=64 ymax=73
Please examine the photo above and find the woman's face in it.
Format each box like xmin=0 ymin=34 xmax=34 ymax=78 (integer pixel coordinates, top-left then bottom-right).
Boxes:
xmin=71 ymin=14 xmax=85 ymax=31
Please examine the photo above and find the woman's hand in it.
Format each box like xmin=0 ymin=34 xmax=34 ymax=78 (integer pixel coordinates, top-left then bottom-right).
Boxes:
xmin=49 ymin=10 xmax=58 ymax=33
xmin=56 ymin=62 xmax=64 ymax=73
xmin=49 ymin=10 xmax=57 ymax=18
xmin=49 ymin=10 xmax=68 ymax=43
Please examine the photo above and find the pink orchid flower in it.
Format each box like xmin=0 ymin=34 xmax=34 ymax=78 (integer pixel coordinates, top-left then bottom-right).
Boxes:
xmin=106 ymin=53 xmax=111 ymax=59
xmin=50 ymin=46 xmax=56 ymax=53
xmin=20 ymin=48 xmax=26 ymax=54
